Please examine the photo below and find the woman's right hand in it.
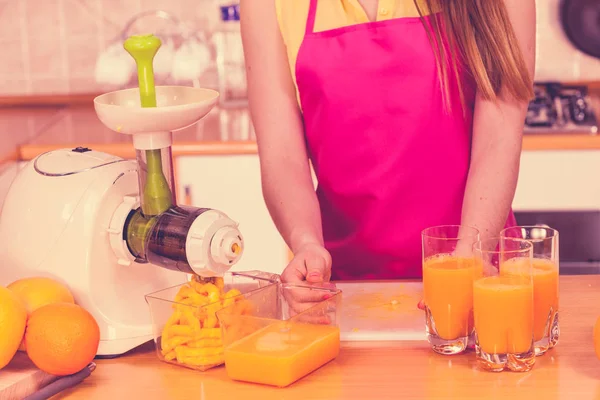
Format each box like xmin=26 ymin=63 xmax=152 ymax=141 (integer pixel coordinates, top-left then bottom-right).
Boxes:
xmin=281 ymin=243 xmax=333 ymax=315
xmin=282 ymin=243 xmax=332 ymax=285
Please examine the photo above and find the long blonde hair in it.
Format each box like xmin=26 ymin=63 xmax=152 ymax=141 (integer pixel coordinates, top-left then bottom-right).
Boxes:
xmin=415 ymin=0 xmax=534 ymax=112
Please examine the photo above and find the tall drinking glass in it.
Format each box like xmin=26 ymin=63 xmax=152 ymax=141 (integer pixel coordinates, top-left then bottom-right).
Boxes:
xmin=501 ymin=226 xmax=559 ymax=355
xmin=473 ymin=237 xmax=535 ymax=372
xmin=422 ymin=225 xmax=481 ymax=355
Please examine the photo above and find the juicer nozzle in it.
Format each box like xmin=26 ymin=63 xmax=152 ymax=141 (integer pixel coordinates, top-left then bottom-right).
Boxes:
xmin=124 ymin=206 xmax=244 ymax=277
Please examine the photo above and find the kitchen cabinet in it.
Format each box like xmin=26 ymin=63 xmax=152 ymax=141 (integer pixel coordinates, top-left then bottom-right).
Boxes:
xmin=513 ymin=149 xmax=600 ymax=211
xmin=513 ymin=149 xmax=600 ymax=274
xmin=175 ymin=154 xmax=289 ymax=275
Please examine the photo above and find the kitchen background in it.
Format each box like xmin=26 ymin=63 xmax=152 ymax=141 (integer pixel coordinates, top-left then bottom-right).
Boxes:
xmin=0 ymin=0 xmax=598 ymax=97
xmin=0 ymin=0 xmax=599 ymax=275
xmin=0 ymin=0 xmax=229 ymax=95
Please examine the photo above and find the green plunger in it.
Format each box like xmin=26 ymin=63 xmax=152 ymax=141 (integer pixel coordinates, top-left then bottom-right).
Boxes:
xmin=122 ymin=34 xmax=173 ymax=259
xmin=123 ymin=34 xmax=173 ymax=217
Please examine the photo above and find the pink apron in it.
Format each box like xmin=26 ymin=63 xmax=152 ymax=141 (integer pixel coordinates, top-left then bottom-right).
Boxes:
xmin=295 ymin=0 xmax=516 ymax=280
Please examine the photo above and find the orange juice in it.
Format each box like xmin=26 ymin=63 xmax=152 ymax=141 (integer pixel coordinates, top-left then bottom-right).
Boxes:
xmin=223 ymin=321 xmax=340 ymax=387
xmin=423 ymin=255 xmax=483 ymax=340
xmin=501 ymin=258 xmax=559 ymax=341
xmin=473 ymin=276 xmax=534 ymax=354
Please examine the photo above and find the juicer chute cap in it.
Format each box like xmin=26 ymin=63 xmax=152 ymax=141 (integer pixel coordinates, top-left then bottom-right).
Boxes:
xmin=186 ymin=209 xmax=244 ymax=277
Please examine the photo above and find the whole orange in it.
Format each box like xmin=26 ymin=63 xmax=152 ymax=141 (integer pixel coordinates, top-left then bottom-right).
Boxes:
xmin=0 ymin=287 xmax=27 ymax=369
xmin=8 ymin=277 xmax=74 ymax=314
xmin=8 ymin=277 xmax=75 ymax=352
xmin=25 ymin=303 xmax=100 ymax=376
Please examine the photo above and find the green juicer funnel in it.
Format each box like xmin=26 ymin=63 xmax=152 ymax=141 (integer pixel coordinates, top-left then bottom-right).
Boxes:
xmin=93 ymin=34 xmax=242 ymax=277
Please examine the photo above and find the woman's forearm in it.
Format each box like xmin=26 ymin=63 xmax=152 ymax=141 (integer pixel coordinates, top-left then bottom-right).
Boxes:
xmin=461 ymin=0 xmax=535 ymax=240
xmin=240 ymin=0 xmax=324 ymax=254
xmin=260 ymin=161 xmax=324 ymax=252
xmin=460 ymin=132 xmax=522 ymax=239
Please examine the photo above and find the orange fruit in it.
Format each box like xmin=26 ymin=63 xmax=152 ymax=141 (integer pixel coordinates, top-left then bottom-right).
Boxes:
xmin=8 ymin=277 xmax=74 ymax=314
xmin=25 ymin=303 xmax=100 ymax=376
xmin=8 ymin=277 xmax=75 ymax=352
xmin=594 ymin=316 xmax=600 ymax=360
xmin=0 ymin=286 xmax=27 ymax=369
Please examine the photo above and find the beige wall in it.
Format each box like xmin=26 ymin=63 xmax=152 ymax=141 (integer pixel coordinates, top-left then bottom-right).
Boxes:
xmin=0 ymin=0 xmax=597 ymax=97
xmin=0 ymin=0 xmax=221 ymax=96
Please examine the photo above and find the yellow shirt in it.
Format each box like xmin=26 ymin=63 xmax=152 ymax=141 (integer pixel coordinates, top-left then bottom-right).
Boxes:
xmin=275 ymin=0 xmax=433 ymax=89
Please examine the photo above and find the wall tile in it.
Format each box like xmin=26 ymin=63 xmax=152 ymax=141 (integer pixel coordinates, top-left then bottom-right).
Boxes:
xmin=1 ymin=0 xmax=600 ymax=97
xmin=25 ymin=0 xmax=61 ymax=40
xmin=1 ymin=79 xmax=29 ymax=95
xmin=27 ymin=39 xmax=65 ymax=78
xmin=0 ymin=0 xmax=22 ymax=40
xmin=100 ymin=0 xmax=142 ymax=35
xmin=30 ymin=78 xmax=69 ymax=94
xmin=0 ymin=40 xmax=25 ymax=78
xmin=534 ymin=0 xmax=579 ymax=81
xmin=64 ymin=0 xmax=101 ymax=37
xmin=68 ymin=76 xmax=106 ymax=94
xmin=67 ymin=35 xmax=100 ymax=78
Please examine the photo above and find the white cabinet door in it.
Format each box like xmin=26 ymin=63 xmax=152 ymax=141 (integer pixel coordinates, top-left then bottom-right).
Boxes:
xmin=513 ymin=150 xmax=600 ymax=211
xmin=176 ymin=155 xmax=289 ymax=275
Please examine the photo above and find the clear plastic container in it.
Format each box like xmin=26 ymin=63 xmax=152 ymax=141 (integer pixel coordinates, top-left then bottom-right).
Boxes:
xmin=216 ymin=283 xmax=343 ymax=387
xmin=144 ymin=270 xmax=280 ymax=371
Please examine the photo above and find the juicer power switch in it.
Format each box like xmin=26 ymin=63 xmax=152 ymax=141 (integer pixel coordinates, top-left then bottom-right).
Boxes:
xmin=72 ymin=147 xmax=92 ymax=153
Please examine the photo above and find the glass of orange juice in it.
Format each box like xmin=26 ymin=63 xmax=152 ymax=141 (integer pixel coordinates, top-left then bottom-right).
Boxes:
xmin=472 ymin=237 xmax=535 ymax=372
xmin=422 ymin=225 xmax=481 ymax=355
xmin=501 ymin=226 xmax=559 ymax=356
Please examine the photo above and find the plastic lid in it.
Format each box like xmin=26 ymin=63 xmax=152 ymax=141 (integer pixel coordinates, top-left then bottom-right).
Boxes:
xmin=186 ymin=209 xmax=244 ymax=276
xmin=220 ymin=4 xmax=240 ymax=21
xmin=34 ymin=148 xmax=124 ymax=176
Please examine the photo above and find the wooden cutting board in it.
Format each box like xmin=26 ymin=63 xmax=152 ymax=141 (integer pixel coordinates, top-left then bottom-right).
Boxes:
xmin=336 ymin=281 xmax=427 ymax=341
xmin=0 ymin=352 xmax=57 ymax=400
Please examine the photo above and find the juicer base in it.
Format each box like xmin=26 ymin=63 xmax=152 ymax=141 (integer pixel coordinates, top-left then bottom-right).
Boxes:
xmin=96 ymin=334 xmax=153 ymax=358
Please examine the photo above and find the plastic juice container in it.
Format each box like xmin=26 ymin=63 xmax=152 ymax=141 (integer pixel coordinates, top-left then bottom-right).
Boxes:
xmin=422 ymin=255 xmax=483 ymax=340
xmin=217 ymin=283 xmax=342 ymax=387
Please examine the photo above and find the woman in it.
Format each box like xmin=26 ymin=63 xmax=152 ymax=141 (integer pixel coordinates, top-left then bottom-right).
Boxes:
xmin=240 ymin=0 xmax=535 ymax=286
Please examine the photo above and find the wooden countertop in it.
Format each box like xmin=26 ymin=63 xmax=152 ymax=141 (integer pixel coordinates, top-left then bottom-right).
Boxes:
xmin=55 ymin=275 xmax=600 ymax=399
xmin=4 ymin=105 xmax=600 ymax=163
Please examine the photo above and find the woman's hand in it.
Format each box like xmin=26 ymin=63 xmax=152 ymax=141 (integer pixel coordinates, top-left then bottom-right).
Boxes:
xmin=281 ymin=243 xmax=333 ymax=316
xmin=281 ymin=243 xmax=332 ymax=285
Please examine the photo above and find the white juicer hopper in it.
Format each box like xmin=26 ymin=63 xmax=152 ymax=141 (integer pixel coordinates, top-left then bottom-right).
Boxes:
xmin=94 ymin=85 xmax=219 ymax=150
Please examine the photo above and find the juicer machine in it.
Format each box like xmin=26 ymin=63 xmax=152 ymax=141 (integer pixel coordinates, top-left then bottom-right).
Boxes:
xmin=0 ymin=35 xmax=246 ymax=356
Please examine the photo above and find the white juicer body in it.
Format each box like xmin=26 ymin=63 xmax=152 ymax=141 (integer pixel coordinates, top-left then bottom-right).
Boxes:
xmin=0 ymin=148 xmax=186 ymax=356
